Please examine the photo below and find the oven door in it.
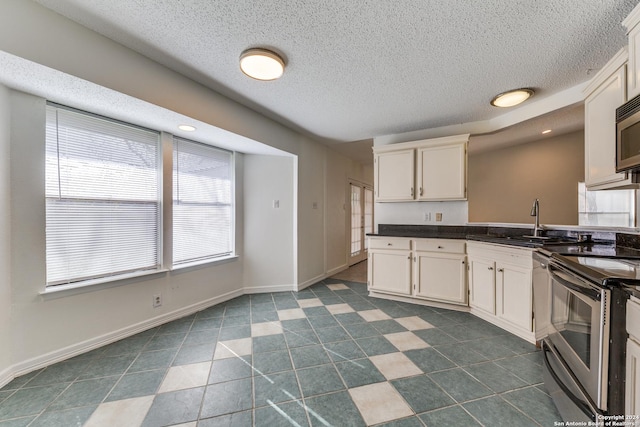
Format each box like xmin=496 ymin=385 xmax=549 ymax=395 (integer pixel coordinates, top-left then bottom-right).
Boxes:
xmin=548 ymin=262 xmax=610 ymax=410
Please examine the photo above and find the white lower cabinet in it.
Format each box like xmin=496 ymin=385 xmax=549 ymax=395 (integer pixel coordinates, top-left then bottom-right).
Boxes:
xmin=368 ymin=238 xmax=536 ymax=343
xmin=413 ymin=239 xmax=467 ymax=305
xmin=496 ymin=263 xmax=533 ymax=333
xmin=368 ymin=237 xmax=412 ymax=296
xmin=626 ymin=297 xmax=640 ymax=423
xmin=468 ymin=256 xmax=496 ymax=314
xmin=368 ymin=237 xmax=466 ymax=305
xmin=467 ymin=241 xmax=535 ymax=343
xmin=627 ymin=339 xmax=640 ymax=424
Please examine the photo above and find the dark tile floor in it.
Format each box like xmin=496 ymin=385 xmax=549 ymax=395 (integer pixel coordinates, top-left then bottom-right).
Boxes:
xmin=0 ymin=277 xmax=561 ymax=426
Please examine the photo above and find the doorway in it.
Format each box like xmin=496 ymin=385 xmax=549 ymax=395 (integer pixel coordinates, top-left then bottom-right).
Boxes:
xmin=348 ymin=181 xmax=373 ymax=266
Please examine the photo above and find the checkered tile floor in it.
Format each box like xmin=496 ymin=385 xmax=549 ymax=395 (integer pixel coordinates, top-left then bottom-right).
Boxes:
xmin=0 ymin=278 xmax=561 ymax=426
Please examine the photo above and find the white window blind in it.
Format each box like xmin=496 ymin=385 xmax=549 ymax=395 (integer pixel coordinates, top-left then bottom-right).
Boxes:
xmin=45 ymin=105 xmax=161 ymax=286
xmin=173 ymin=137 xmax=233 ymax=265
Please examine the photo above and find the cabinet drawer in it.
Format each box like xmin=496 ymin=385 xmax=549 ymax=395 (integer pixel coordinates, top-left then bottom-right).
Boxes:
xmin=629 ymin=297 xmax=640 ymax=342
xmin=414 ymin=238 xmax=465 ymax=254
xmin=369 ymin=237 xmax=411 ymax=250
xmin=466 ymin=241 xmax=532 ymax=268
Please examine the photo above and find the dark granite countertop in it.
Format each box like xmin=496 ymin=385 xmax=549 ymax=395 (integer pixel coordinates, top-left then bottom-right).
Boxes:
xmin=370 ymin=224 xmax=640 ymax=258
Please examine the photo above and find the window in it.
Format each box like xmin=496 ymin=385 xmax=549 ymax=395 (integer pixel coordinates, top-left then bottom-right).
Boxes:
xmin=173 ymin=137 xmax=233 ymax=265
xmin=578 ymin=182 xmax=636 ymax=227
xmin=45 ymin=105 xmax=161 ymax=286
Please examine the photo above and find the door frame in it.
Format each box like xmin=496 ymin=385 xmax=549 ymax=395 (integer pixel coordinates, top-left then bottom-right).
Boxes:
xmin=347 ymin=179 xmax=373 ymax=266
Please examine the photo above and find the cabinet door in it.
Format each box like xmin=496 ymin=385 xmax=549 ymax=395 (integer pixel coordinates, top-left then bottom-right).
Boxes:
xmin=629 ymin=24 xmax=640 ymax=100
xmin=627 ymin=338 xmax=640 ymax=426
xmin=416 ymin=143 xmax=466 ymax=200
xmin=496 ymin=263 xmax=533 ymax=332
xmin=374 ymin=149 xmax=415 ymax=201
xmin=585 ymin=63 xmax=628 ymax=188
xmin=414 ymin=252 xmax=467 ymax=305
xmin=468 ymin=257 xmax=495 ymax=314
xmin=369 ymin=250 xmax=412 ymax=296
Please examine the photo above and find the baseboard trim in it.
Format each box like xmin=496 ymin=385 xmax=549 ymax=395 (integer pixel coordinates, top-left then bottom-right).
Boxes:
xmin=326 ymin=263 xmax=348 ymax=277
xmin=0 ymin=288 xmax=243 ymax=389
xmin=368 ymin=291 xmax=470 ymax=313
xmin=296 ymin=273 xmax=327 ymax=291
xmin=243 ymin=284 xmax=296 ymax=294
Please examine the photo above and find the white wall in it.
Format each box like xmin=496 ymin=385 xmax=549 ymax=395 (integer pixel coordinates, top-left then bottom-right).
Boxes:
xmin=243 ymin=154 xmax=296 ymax=292
xmin=0 ymin=85 xmax=11 ymax=377
xmin=374 ymin=201 xmax=469 ymax=228
xmin=297 ymin=141 xmax=327 ymax=287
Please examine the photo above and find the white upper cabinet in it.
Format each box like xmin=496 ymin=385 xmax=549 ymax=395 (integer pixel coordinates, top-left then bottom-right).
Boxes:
xmin=417 ymin=142 xmax=466 ymax=200
xmin=374 ymin=149 xmax=415 ymax=201
xmin=624 ymin=3 xmax=640 ymax=100
xmin=584 ymin=48 xmax=634 ymax=190
xmin=373 ymin=134 xmax=468 ymax=202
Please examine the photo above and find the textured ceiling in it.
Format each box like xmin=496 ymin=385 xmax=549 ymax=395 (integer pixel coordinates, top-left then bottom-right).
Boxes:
xmin=34 ymin=0 xmax=638 ymax=144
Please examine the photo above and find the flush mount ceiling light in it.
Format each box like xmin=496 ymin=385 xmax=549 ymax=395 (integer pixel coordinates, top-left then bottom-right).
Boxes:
xmin=239 ymin=48 xmax=285 ymax=81
xmin=490 ymin=88 xmax=535 ymax=108
xmin=178 ymin=124 xmax=196 ymax=132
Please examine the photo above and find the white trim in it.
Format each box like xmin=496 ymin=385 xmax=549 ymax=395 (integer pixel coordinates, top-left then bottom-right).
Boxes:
xmin=243 ymin=284 xmax=297 ymax=294
xmin=0 ymin=287 xmax=243 ymax=389
xmin=373 ymin=134 xmax=470 ymax=153
xmin=296 ymin=273 xmax=327 ymax=292
xmin=368 ymin=291 xmax=470 ymax=313
xmin=326 ymin=263 xmax=349 ymax=277
xmin=40 ymin=269 xmax=169 ymax=300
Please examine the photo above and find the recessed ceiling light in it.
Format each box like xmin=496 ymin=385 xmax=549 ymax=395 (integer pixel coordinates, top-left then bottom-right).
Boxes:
xmin=490 ymin=88 xmax=535 ymax=108
xmin=542 ymin=129 xmax=552 ymax=134
xmin=240 ymin=48 xmax=285 ymax=81
xmin=178 ymin=124 xmax=196 ymax=132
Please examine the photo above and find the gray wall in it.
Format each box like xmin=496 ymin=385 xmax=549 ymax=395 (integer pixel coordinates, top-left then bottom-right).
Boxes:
xmin=468 ymin=130 xmax=585 ymax=225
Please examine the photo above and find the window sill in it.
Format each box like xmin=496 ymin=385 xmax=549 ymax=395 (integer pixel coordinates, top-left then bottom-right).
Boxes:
xmin=40 ymin=255 xmax=240 ymax=300
xmin=170 ymin=255 xmax=239 ymax=272
xmin=41 ymin=269 xmax=169 ymax=300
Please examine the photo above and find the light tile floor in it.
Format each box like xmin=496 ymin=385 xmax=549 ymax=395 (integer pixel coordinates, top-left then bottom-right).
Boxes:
xmin=0 ymin=276 xmax=562 ymax=426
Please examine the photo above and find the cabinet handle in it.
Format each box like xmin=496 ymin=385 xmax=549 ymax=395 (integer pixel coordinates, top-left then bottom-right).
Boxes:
xmin=411 ymin=187 xmax=414 ymax=197
xmin=387 ymin=243 xmax=393 ymax=246
xmin=461 ymin=260 xmax=465 ymax=264
xmin=497 ymin=268 xmax=504 ymax=272
xmin=488 ymin=267 xmax=493 ymax=271
xmin=420 ymin=187 xmax=423 ymax=196
xmin=437 ymin=245 xmax=444 ymax=249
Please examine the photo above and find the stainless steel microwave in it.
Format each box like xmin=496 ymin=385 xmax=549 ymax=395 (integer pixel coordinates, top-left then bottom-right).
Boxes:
xmin=616 ymin=93 xmax=640 ymax=172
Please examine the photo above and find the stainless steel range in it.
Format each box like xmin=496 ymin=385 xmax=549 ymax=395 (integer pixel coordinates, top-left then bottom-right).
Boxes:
xmin=541 ymin=254 xmax=638 ymax=422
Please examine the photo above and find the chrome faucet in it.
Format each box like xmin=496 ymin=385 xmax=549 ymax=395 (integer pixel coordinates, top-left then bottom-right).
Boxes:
xmin=530 ymin=198 xmax=542 ymax=237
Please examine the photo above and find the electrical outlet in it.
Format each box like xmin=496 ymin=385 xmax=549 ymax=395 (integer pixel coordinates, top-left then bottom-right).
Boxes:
xmin=273 ymin=200 xmax=280 ymax=209
xmin=423 ymin=212 xmax=431 ymax=221
xmin=153 ymin=293 xmax=162 ymax=308
xmin=435 ymin=213 xmax=443 ymax=222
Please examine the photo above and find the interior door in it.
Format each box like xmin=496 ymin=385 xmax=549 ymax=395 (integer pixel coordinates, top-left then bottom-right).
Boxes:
xmin=348 ymin=182 xmax=373 ymax=266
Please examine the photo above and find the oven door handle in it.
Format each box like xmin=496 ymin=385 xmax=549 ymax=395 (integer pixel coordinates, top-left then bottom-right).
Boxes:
xmin=542 ymin=340 xmax=598 ymax=421
xmin=549 ymin=265 xmax=601 ymax=301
